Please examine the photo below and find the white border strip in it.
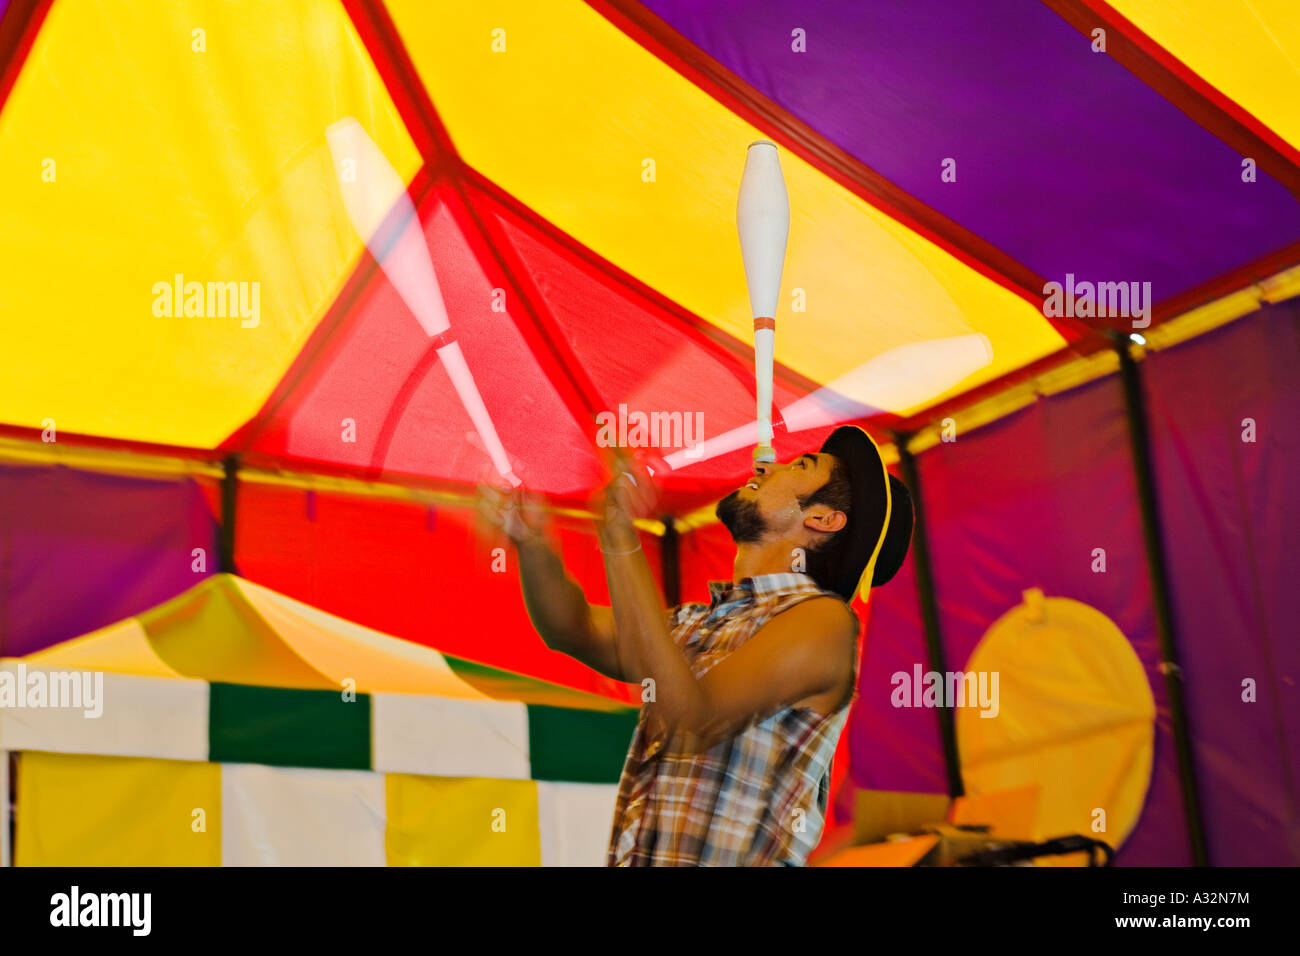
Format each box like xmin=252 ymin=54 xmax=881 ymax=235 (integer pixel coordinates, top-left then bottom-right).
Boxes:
xmin=0 ymin=666 xmax=208 ymax=762
xmin=372 ymin=693 xmax=530 ymax=779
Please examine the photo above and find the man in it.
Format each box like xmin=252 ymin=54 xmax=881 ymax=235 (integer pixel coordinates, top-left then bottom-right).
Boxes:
xmin=480 ymin=425 xmax=912 ymax=866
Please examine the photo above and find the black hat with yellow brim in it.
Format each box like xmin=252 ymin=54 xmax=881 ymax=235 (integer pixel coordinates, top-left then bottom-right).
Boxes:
xmin=818 ymin=425 xmax=914 ymax=603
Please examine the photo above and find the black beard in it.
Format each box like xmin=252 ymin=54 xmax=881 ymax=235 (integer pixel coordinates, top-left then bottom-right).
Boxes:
xmin=716 ymin=491 xmax=767 ymax=543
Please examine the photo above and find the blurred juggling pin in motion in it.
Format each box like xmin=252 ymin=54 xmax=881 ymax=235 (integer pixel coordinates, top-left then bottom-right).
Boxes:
xmin=661 ymin=332 xmax=994 ymax=471
xmin=737 ymin=140 xmax=790 ymax=464
xmin=326 ymin=118 xmax=520 ymax=487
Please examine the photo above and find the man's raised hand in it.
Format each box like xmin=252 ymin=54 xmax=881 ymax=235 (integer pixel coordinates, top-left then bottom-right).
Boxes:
xmin=596 ymin=450 xmax=659 ymax=552
xmin=476 ymin=479 xmax=546 ymax=546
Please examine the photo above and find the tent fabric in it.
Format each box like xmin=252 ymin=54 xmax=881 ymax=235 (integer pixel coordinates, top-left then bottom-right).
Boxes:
xmin=14 ymin=752 xmax=618 ymax=866
xmin=851 ymin=371 xmax=1193 ymax=864
xmin=637 ymin=0 xmax=1300 ymax=302
xmin=384 ymin=0 xmax=1064 ymax=396
xmin=4 ymin=0 xmax=1294 ymax=508
xmin=0 ymin=0 xmax=422 ymax=449
xmin=221 ymin=764 xmax=388 ymax=867
xmin=537 ymin=781 xmax=627 ymax=867
xmin=1143 ymin=299 xmax=1300 ymax=865
xmin=2 ymin=574 xmax=634 ymax=865
xmin=0 ymin=465 xmax=219 ymax=658
xmin=10 ymin=571 xmax=637 ymax=711
xmin=0 ymin=668 xmax=210 ymax=761
xmin=232 ymin=178 xmax=609 ymax=499
xmin=4 ymin=572 xmax=639 ymax=768
xmin=1104 ymin=0 xmax=1300 ymax=156
xmin=232 ymin=482 xmax=648 ymax=703
xmin=2 ymin=0 xmax=1299 ymax=868
xmin=372 ymin=692 xmax=529 ymax=779
xmin=19 ymin=573 xmax=471 ymax=694
xmin=470 ymin=179 xmax=823 ymax=512
xmin=1 ymin=662 xmax=634 ymax=782
xmin=384 ymin=771 xmax=546 ymax=866
xmin=16 ymin=752 xmax=225 ymax=867
xmin=850 ymin=303 xmax=1300 ymax=864
xmin=845 ymin=551 xmax=950 ymax=797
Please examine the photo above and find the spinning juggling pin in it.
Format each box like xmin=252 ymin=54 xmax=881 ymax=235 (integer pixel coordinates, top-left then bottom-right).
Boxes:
xmin=737 ymin=140 xmax=790 ymax=464
xmin=326 ymin=118 xmax=520 ymax=487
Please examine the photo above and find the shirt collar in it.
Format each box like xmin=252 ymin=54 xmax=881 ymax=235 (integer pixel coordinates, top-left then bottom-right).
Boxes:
xmin=706 ymin=572 xmax=821 ymax=606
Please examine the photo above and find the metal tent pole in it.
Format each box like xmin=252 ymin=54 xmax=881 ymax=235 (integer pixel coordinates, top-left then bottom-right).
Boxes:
xmin=1115 ymin=336 xmax=1210 ymax=866
xmin=659 ymin=516 xmax=681 ymax=608
xmin=895 ymin=439 xmax=964 ymax=799
xmin=219 ymin=454 xmax=240 ymax=576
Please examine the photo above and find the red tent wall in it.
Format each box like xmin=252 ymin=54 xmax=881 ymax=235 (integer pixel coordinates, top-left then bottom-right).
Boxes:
xmin=233 ymin=483 xmax=644 ymax=704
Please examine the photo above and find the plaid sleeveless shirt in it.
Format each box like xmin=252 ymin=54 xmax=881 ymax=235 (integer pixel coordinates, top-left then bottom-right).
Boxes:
xmin=607 ymin=572 xmax=859 ymax=866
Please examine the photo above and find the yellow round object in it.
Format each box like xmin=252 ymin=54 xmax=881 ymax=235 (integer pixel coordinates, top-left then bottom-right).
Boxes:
xmin=956 ymin=593 xmax=1155 ymax=864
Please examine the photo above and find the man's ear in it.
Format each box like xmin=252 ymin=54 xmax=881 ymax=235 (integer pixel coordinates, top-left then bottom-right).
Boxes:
xmin=803 ymin=508 xmax=847 ymax=535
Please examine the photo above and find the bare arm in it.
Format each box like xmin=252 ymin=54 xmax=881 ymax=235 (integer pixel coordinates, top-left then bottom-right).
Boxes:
xmin=514 ymin=536 xmax=629 ymax=681
xmin=478 ymin=483 xmax=630 ymax=682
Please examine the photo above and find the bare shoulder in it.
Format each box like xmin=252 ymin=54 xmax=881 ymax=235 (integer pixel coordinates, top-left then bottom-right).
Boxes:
xmin=768 ymin=597 xmax=858 ymax=714
xmin=750 ymin=596 xmax=858 ymax=675
xmin=773 ymin=596 xmax=859 ymax=642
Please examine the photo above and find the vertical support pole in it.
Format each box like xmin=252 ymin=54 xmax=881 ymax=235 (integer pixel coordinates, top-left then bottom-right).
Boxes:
xmin=894 ymin=438 xmax=964 ymax=799
xmin=1 ymin=750 xmax=10 ymax=867
xmin=0 ymin=530 xmax=8 ymax=659
xmin=1115 ymin=336 xmax=1209 ymax=866
xmin=659 ymin=516 xmax=681 ymax=608
xmin=219 ymin=454 xmax=240 ymax=576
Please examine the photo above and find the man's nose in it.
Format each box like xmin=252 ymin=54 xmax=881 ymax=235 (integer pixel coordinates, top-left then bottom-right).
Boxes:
xmin=753 ymin=460 xmax=777 ymax=477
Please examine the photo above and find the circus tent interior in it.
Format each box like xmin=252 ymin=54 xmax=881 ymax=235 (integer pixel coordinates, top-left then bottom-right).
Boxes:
xmin=0 ymin=0 xmax=1297 ymax=866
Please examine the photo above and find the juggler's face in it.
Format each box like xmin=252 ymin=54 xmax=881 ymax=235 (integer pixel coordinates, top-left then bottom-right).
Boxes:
xmin=715 ymin=452 xmax=843 ymax=544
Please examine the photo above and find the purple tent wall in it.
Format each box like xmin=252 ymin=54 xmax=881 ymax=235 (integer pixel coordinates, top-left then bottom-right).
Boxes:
xmin=852 ymin=303 xmax=1299 ymax=865
xmin=848 ymin=549 xmax=949 ymax=798
xmin=926 ymin=374 xmax=1188 ymax=865
xmin=0 ymin=464 xmax=219 ymax=656
xmin=1144 ymin=301 xmax=1300 ymax=865
xmin=852 ymin=375 xmax=1191 ymax=864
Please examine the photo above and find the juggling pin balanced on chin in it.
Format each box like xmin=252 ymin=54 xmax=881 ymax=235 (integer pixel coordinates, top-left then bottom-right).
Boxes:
xmin=737 ymin=139 xmax=790 ymax=466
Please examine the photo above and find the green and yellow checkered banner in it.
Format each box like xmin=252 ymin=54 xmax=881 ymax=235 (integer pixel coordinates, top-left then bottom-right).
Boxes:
xmin=0 ymin=575 xmax=636 ymax=866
